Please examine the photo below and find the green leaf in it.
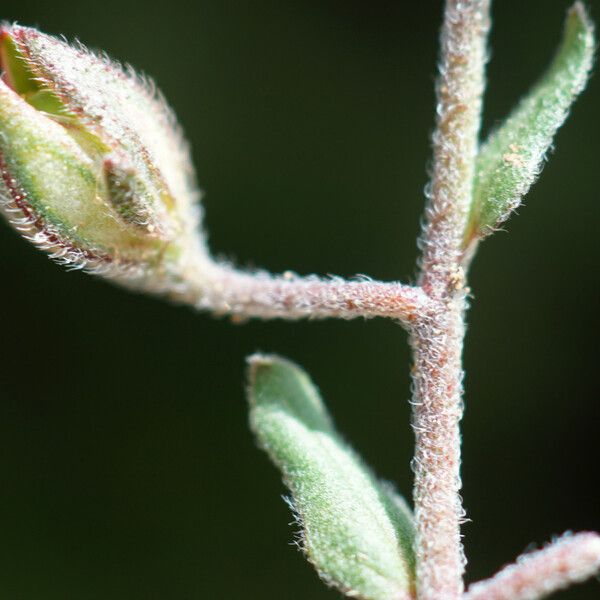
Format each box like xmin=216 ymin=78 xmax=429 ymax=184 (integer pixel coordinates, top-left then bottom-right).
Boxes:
xmin=465 ymin=2 xmax=595 ymax=247
xmin=246 ymin=354 xmax=415 ymax=600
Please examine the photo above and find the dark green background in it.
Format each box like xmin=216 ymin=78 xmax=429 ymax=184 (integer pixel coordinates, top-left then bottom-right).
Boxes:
xmin=0 ymin=1 xmax=598 ymax=598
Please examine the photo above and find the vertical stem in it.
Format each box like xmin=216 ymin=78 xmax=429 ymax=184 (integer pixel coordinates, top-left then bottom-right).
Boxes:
xmin=420 ymin=0 xmax=490 ymax=294
xmin=410 ymin=305 xmax=467 ymax=600
xmin=411 ymin=2 xmax=490 ymax=600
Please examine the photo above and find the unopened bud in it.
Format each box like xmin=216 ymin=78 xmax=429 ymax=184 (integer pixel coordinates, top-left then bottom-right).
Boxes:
xmin=0 ymin=24 xmax=206 ymax=293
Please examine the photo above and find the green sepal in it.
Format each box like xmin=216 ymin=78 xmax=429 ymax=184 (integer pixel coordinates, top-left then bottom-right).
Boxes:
xmin=465 ymin=2 xmax=595 ymax=248
xmin=0 ymin=31 xmax=69 ymax=118
xmin=247 ymin=354 xmax=415 ymax=600
xmin=104 ymin=157 xmax=171 ymax=239
xmin=0 ymin=78 xmax=164 ymax=260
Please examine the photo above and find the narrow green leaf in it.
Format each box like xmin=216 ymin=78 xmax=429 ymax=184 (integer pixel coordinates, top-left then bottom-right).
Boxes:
xmin=465 ymin=2 xmax=595 ymax=247
xmin=247 ymin=354 xmax=415 ymax=600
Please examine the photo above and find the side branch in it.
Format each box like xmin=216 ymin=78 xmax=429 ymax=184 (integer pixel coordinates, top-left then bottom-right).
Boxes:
xmin=464 ymin=532 xmax=600 ymax=600
xmin=175 ymin=261 xmax=429 ymax=325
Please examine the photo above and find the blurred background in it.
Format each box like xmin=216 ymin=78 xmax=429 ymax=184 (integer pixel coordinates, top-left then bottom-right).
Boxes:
xmin=0 ymin=1 xmax=598 ymax=598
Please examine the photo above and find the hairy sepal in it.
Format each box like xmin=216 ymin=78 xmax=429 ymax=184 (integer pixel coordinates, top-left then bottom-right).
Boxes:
xmin=0 ymin=24 xmax=207 ymax=290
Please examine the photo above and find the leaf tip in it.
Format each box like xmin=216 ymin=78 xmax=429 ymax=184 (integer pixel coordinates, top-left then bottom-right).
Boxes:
xmin=568 ymin=2 xmax=594 ymax=34
xmin=246 ymin=352 xmax=280 ymax=369
xmin=565 ymin=2 xmax=596 ymax=72
xmin=246 ymin=352 xmax=295 ymax=387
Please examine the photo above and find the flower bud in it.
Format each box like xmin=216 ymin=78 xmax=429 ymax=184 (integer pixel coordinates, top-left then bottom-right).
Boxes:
xmin=0 ymin=24 xmax=206 ymax=293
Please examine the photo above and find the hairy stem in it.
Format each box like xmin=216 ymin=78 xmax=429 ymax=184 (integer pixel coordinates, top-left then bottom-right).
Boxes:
xmin=464 ymin=533 xmax=600 ymax=600
xmin=175 ymin=260 xmax=429 ymax=325
xmin=410 ymin=2 xmax=490 ymax=599
xmin=409 ymin=302 xmax=467 ymax=600
xmin=419 ymin=0 xmax=489 ymax=294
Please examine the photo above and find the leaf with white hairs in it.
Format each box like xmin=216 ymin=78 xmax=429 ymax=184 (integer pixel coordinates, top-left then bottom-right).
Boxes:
xmin=247 ymin=354 xmax=415 ymax=600
xmin=464 ymin=3 xmax=595 ymax=250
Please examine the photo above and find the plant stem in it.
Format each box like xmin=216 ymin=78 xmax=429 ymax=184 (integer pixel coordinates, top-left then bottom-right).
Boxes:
xmin=464 ymin=533 xmax=600 ymax=600
xmin=410 ymin=2 xmax=490 ymax=599
xmin=420 ymin=0 xmax=489 ymax=294
xmin=176 ymin=261 xmax=430 ymax=324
